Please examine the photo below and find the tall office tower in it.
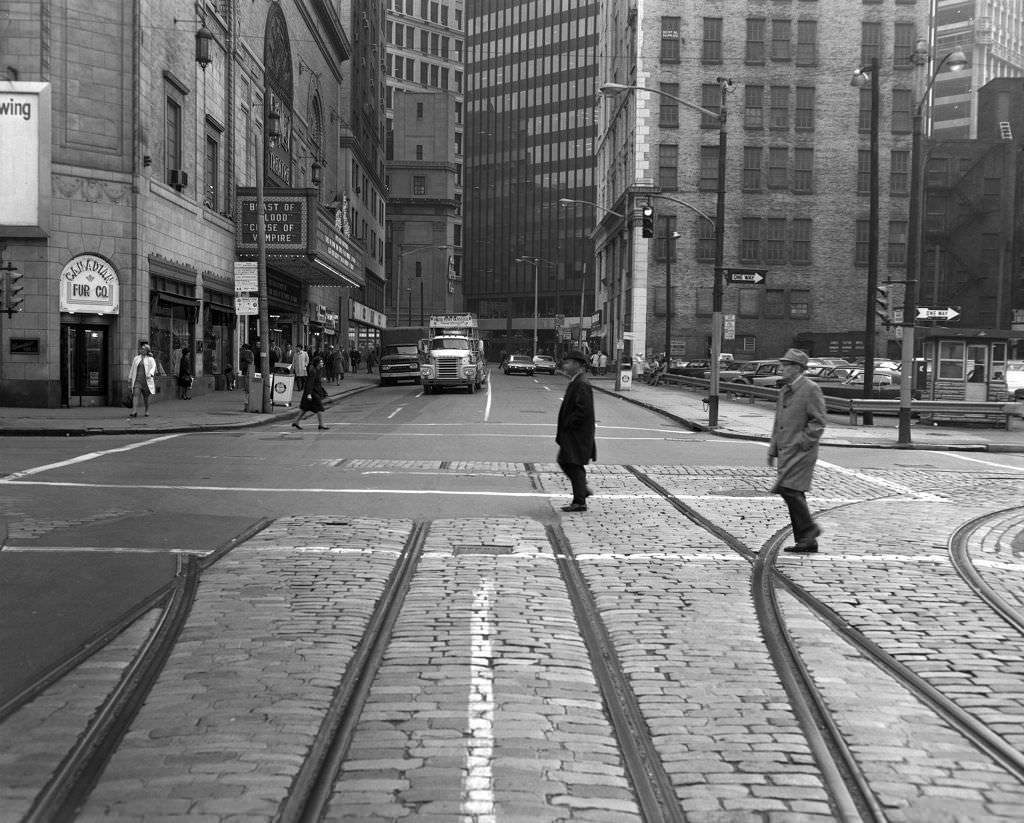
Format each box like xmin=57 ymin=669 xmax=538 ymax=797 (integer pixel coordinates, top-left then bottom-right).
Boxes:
xmin=932 ymin=0 xmax=1024 ymax=138
xmin=385 ymin=0 xmax=466 ymax=324
xmin=464 ymin=0 xmax=599 ymax=356
xmin=594 ymin=0 xmax=931 ymax=365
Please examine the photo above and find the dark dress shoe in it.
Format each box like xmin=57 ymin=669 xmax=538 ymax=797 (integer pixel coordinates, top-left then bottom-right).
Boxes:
xmin=784 ymin=543 xmax=819 ymax=553
xmin=561 ymin=503 xmax=587 ymax=512
xmin=318 ymin=426 xmax=329 ymax=430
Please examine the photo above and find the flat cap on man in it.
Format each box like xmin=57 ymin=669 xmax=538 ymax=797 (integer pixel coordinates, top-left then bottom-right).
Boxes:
xmin=778 ymin=348 xmax=809 ymax=368
xmin=564 ymin=350 xmax=589 ymax=364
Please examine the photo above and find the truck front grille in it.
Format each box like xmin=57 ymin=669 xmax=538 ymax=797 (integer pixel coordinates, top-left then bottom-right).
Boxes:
xmin=435 ymin=357 xmax=461 ymax=379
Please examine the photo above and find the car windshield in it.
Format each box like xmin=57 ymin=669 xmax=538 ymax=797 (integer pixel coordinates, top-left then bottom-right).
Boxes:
xmin=509 ymin=356 xmax=531 ymax=363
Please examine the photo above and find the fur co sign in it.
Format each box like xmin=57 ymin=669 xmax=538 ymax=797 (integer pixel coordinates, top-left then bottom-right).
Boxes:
xmin=59 ymin=254 xmax=120 ymax=314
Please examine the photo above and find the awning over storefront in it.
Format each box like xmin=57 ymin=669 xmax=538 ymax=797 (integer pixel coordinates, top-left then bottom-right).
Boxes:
xmin=235 ymin=187 xmax=363 ymax=289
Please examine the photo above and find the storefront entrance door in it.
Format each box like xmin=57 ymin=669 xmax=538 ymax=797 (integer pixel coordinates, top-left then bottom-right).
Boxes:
xmin=61 ymin=325 xmax=109 ymax=407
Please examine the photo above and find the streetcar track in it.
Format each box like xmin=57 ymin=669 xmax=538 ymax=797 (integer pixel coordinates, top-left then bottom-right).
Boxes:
xmin=625 ymin=465 xmax=1024 ymax=810
xmin=949 ymin=508 xmax=1024 ymax=636
xmin=22 ymin=554 xmax=200 ymax=823
xmin=547 ymin=522 xmax=686 ymax=823
xmin=278 ymin=520 xmax=430 ymax=823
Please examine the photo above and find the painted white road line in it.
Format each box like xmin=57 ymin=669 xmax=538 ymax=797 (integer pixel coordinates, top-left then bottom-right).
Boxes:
xmin=387 ymin=406 xmax=405 ymax=420
xmin=1 ymin=434 xmax=183 ymax=481
xmin=462 ymin=580 xmax=495 ymax=822
xmin=817 ymin=458 xmax=945 ymax=501
xmin=923 ymin=451 xmax=1024 ymax=472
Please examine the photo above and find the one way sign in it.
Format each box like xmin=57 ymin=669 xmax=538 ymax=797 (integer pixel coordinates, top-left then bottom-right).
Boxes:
xmin=916 ymin=306 xmax=960 ymax=321
xmin=724 ymin=267 xmax=767 ymax=285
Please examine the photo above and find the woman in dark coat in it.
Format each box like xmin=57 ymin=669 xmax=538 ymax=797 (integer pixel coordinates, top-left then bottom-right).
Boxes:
xmin=556 ymin=350 xmax=596 ymax=512
xmin=176 ymin=346 xmax=193 ymax=399
xmin=291 ymin=356 xmax=329 ymax=430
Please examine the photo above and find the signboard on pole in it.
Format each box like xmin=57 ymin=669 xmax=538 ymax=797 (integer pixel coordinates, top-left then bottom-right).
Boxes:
xmin=723 ymin=314 xmax=736 ymax=340
xmin=916 ymin=306 xmax=960 ymax=322
xmin=235 ymin=296 xmax=259 ymax=315
xmin=233 ymin=261 xmax=258 ymax=293
xmin=725 ymin=268 xmax=767 ymax=285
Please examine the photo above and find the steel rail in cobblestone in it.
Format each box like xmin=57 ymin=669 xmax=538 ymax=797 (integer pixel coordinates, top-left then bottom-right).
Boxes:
xmin=23 ymin=554 xmax=201 ymax=823
xmin=949 ymin=508 xmax=1024 ymax=636
xmin=546 ymin=522 xmax=687 ymax=823
xmin=626 ymin=467 xmax=882 ymax=821
xmin=277 ymin=520 xmax=430 ymax=823
xmin=752 ymin=539 xmax=887 ymax=823
xmin=629 ymin=467 xmax=1024 ymax=790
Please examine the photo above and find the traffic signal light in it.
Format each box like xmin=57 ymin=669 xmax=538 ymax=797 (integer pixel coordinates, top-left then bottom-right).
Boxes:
xmin=3 ymin=267 xmax=25 ymax=315
xmin=874 ymin=284 xmax=890 ymax=325
xmin=641 ymin=206 xmax=655 ymax=238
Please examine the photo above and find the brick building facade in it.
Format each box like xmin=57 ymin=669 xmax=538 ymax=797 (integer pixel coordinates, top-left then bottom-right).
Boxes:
xmin=0 ymin=0 xmax=376 ymax=409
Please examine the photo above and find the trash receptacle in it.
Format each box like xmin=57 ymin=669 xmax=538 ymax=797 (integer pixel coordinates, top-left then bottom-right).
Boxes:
xmin=619 ymin=362 xmax=633 ymax=391
xmin=246 ymin=376 xmax=264 ymax=412
xmin=271 ymin=373 xmax=295 ymax=406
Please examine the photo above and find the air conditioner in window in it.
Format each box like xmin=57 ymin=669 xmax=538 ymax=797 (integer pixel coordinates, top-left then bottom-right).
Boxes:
xmin=168 ymin=169 xmax=189 ymax=190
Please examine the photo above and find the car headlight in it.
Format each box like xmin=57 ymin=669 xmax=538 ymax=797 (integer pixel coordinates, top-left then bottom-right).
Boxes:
xmin=421 ymin=365 xmax=433 ymax=378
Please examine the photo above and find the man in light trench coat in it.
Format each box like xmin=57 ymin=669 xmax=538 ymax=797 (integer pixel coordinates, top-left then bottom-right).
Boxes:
xmin=767 ymin=348 xmax=827 ymax=553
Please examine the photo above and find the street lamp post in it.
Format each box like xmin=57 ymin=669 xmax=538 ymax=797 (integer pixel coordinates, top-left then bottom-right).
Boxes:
xmin=900 ymin=41 xmax=968 ymax=444
xmin=514 ymin=256 xmax=541 ymax=358
xmin=558 ymin=198 xmax=628 ymax=387
xmin=600 ymin=81 xmax=730 ymax=426
xmin=255 ymin=110 xmax=282 ymax=413
xmin=663 ymin=221 xmax=680 ymax=365
xmin=851 ymin=57 xmax=880 ymax=425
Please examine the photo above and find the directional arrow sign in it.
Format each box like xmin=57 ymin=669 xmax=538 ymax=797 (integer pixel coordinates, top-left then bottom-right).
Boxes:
xmin=725 ymin=268 xmax=767 ymax=285
xmin=916 ymin=306 xmax=960 ymax=321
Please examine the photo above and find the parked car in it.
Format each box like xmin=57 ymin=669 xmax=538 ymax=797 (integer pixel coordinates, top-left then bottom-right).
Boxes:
xmin=533 ymin=354 xmax=557 ymax=374
xmin=726 ymin=359 xmax=785 ymax=387
xmin=804 ymin=365 xmax=850 ymax=384
xmin=503 ymin=355 xmax=535 ymax=376
xmin=668 ymin=359 xmax=712 ymax=378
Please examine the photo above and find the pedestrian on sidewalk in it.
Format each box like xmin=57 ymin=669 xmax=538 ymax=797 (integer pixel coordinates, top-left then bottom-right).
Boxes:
xmin=365 ymin=347 xmax=377 ymax=374
xmin=127 ymin=341 xmax=158 ymax=418
xmin=176 ymin=346 xmax=193 ymax=399
xmin=292 ymin=343 xmax=308 ymax=391
xmin=767 ymin=348 xmax=826 ymax=553
xmin=292 ymin=354 xmax=329 ymax=430
xmin=556 ymin=349 xmax=596 ymax=513
xmin=350 ymin=347 xmax=361 ymax=373
xmin=331 ymin=346 xmax=345 ymax=383
xmin=598 ymin=351 xmax=608 ymax=375
xmin=239 ymin=343 xmax=254 ymax=401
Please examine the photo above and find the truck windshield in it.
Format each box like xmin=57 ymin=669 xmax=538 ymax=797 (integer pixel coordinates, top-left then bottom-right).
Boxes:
xmin=430 ymin=337 xmax=470 ymax=351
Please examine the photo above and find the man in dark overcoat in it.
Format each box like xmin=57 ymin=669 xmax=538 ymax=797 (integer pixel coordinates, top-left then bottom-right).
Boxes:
xmin=768 ymin=348 xmax=827 ymax=552
xmin=556 ymin=349 xmax=596 ymax=512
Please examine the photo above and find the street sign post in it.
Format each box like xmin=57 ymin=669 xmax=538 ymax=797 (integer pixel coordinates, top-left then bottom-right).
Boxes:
xmin=916 ymin=306 xmax=960 ymax=322
xmin=724 ymin=267 xmax=767 ymax=285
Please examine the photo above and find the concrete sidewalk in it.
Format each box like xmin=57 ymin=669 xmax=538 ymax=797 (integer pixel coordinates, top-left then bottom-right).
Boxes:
xmin=0 ymin=371 xmax=381 ymax=436
xmin=0 ymin=369 xmax=1020 ymax=452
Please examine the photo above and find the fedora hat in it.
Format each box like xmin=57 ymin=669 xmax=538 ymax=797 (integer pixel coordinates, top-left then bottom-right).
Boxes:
xmin=564 ymin=349 xmax=589 ymax=364
xmin=778 ymin=348 xmax=809 ymax=367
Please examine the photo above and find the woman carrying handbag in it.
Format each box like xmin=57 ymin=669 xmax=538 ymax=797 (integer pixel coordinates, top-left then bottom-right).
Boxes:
xmin=291 ymin=354 xmax=329 ymax=430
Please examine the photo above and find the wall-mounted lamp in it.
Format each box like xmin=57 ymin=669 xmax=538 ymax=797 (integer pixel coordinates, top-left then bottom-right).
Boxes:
xmin=266 ymin=109 xmax=281 ymax=147
xmin=311 ymin=159 xmax=322 ymax=187
xmin=175 ymin=16 xmax=214 ymax=71
xmin=195 ymin=25 xmax=213 ymax=70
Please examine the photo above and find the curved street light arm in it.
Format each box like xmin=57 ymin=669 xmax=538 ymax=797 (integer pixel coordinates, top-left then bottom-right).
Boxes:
xmin=557 ymin=197 xmax=625 ymax=219
xmin=650 ymin=193 xmax=714 ymax=226
xmin=599 ymin=82 xmax=723 ymax=123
